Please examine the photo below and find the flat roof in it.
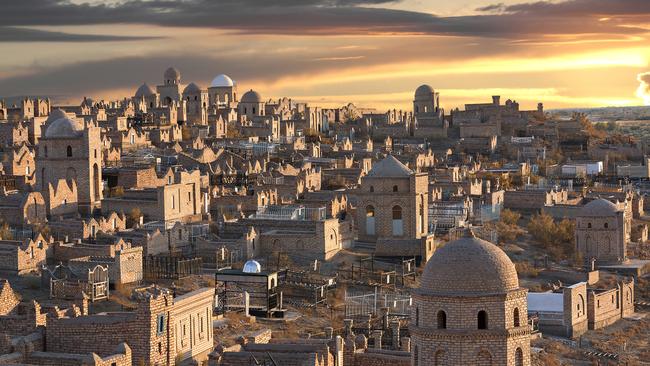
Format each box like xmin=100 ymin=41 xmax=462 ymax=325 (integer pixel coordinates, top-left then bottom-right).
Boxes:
xmin=527 ymin=292 xmax=563 ymax=313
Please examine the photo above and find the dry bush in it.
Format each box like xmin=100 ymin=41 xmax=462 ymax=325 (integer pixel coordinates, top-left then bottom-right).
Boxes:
xmin=527 ymin=212 xmax=575 ymax=261
xmin=514 ymin=261 xmax=540 ymax=278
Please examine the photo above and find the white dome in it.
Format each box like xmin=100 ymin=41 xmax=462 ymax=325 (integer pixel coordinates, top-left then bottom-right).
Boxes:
xmin=45 ymin=115 xmax=83 ymax=138
xmin=210 ymin=74 xmax=234 ymax=88
xmin=243 ymin=260 xmax=262 ymax=273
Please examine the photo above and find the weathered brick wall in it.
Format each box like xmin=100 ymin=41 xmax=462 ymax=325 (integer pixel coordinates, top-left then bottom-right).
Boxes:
xmin=172 ymin=288 xmax=214 ymax=362
xmin=352 ymin=349 xmax=410 ymax=366
xmin=46 ymin=292 xmax=175 ymax=365
xmin=563 ymin=283 xmax=588 ymax=338
xmin=0 ymin=281 xmax=19 ymax=316
xmin=588 ymin=288 xmax=621 ymax=329
xmin=0 ymin=238 xmax=48 ymax=274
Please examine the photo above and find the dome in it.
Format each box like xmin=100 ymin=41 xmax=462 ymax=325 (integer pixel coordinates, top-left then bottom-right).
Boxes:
xmin=419 ymin=232 xmax=519 ymax=296
xmin=580 ymin=198 xmax=619 ymax=217
xmin=44 ymin=115 xmax=83 ymax=139
xmin=241 ymin=89 xmax=262 ymax=103
xmin=366 ymin=155 xmax=412 ymax=178
xmin=210 ymin=74 xmax=235 ymax=87
xmin=183 ymin=82 xmax=202 ymax=95
xmin=135 ymin=83 xmax=156 ymax=97
xmin=415 ymin=84 xmax=434 ymax=99
xmin=45 ymin=109 xmax=68 ymax=124
xmin=164 ymin=67 xmax=181 ymax=81
xmin=243 ymin=260 xmax=262 ymax=274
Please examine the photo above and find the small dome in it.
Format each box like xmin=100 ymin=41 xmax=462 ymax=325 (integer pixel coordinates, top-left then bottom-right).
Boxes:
xmin=164 ymin=67 xmax=181 ymax=80
xmin=415 ymin=84 xmax=434 ymax=99
xmin=366 ymin=155 xmax=413 ymax=178
xmin=44 ymin=115 xmax=83 ymax=138
xmin=210 ymin=74 xmax=235 ymax=87
xmin=135 ymin=83 xmax=156 ymax=97
xmin=45 ymin=109 xmax=68 ymax=124
xmin=580 ymin=198 xmax=619 ymax=217
xmin=419 ymin=232 xmax=519 ymax=296
xmin=241 ymin=89 xmax=262 ymax=103
xmin=183 ymin=82 xmax=202 ymax=95
xmin=243 ymin=260 xmax=262 ymax=273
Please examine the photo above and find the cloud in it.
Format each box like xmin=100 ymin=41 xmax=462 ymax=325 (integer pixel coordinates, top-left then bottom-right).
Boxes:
xmin=636 ymin=72 xmax=650 ymax=105
xmin=479 ymin=0 xmax=650 ymax=16
xmin=0 ymin=27 xmax=159 ymax=42
xmin=1 ymin=0 xmax=649 ymax=40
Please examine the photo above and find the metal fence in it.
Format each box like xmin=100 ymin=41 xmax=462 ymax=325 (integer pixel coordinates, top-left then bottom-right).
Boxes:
xmin=344 ymin=288 xmax=412 ymax=317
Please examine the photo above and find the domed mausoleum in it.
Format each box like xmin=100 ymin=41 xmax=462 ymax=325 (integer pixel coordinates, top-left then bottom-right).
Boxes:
xmin=410 ymin=231 xmax=530 ymax=365
xmin=575 ymin=198 xmax=629 ymax=265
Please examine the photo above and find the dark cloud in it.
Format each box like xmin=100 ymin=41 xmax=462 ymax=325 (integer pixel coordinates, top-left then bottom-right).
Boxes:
xmin=0 ymin=27 xmax=159 ymax=42
xmin=480 ymin=0 xmax=650 ymax=16
xmin=1 ymin=0 xmax=649 ymax=40
xmin=0 ymin=35 xmax=516 ymax=101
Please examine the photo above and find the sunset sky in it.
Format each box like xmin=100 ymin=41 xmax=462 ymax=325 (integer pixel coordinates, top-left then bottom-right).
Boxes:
xmin=2 ymin=0 xmax=650 ymax=111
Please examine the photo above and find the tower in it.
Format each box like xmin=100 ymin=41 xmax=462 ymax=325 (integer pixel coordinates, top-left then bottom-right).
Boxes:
xmin=411 ymin=232 xmax=531 ymax=366
xmin=413 ymin=84 xmax=439 ymax=118
xmin=36 ymin=109 xmax=102 ymax=215
xmin=182 ymin=82 xmax=208 ymax=125
xmin=157 ymin=67 xmax=183 ymax=106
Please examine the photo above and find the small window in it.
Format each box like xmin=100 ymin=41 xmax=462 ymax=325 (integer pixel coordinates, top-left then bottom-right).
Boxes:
xmin=369 ymin=186 xmax=374 ymax=192
xmin=393 ymin=185 xmax=398 ymax=192
xmin=66 ymin=146 xmax=72 ymax=157
xmin=157 ymin=314 xmax=165 ymax=335
xmin=478 ymin=310 xmax=488 ymax=329
xmin=513 ymin=307 xmax=520 ymax=327
xmin=392 ymin=206 xmax=402 ymax=220
xmin=415 ymin=306 xmax=419 ymax=326
xmin=604 ymin=222 xmax=609 ymax=229
xmin=587 ymin=222 xmax=592 ymax=228
xmin=437 ymin=310 xmax=447 ymax=329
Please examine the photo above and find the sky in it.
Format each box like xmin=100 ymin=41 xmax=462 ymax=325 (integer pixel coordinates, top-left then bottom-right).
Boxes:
xmin=1 ymin=0 xmax=650 ymax=111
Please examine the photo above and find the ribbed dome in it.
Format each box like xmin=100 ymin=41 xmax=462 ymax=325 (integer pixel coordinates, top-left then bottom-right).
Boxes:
xmin=580 ymin=198 xmax=619 ymax=217
xmin=210 ymin=74 xmax=234 ymax=87
xmin=243 ymin=260 xmax=262 ymax=273
xmin=44 ymin=115 xmax=83 ymax=138
xmin=241 ymin=89 xmax=262 ymax=103
xmin=183 ymin=82 xmax=202 ymax=94
xmin=164 ymin=67 xmax=181 ymax=80
xmin=135 ymin=83 xmax=156 ymax=97
xmin=419 ymin=233 xmax=519 ymax=296
xmin=415 ymin=84 xmax=434 ymax=99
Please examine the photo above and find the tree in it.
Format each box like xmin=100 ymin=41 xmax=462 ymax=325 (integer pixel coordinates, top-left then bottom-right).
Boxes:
xmin=527 ymin=212 xmax=575 ymax=261
xmin=128 ymin=208 xmax=143 ymax=228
